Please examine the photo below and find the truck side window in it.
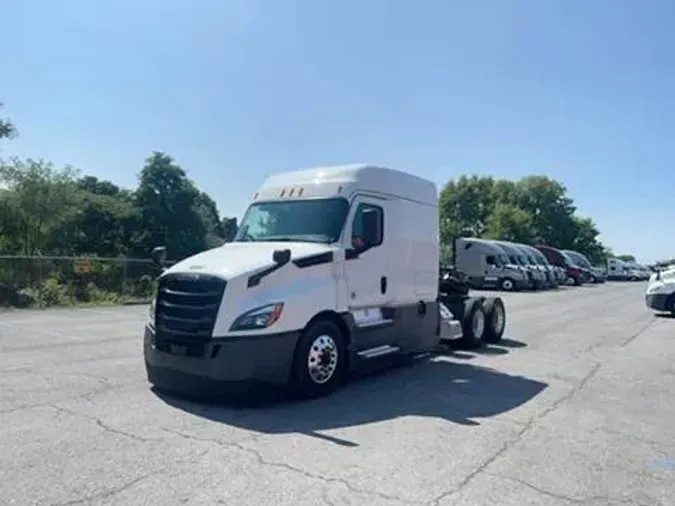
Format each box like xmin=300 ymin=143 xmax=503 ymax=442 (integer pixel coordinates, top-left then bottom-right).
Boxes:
xmin=486 ymin=255 xmax=496 ymax=265
xmin=351 ymin=203 xmax=384 ymax=250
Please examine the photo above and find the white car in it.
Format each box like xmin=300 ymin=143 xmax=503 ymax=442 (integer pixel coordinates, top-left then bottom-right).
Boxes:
xmin=645 ymin=267 xmax=675 ymax=314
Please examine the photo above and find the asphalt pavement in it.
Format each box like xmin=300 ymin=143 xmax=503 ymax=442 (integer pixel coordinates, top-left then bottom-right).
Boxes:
xmin=1 ymin=281 xmax=674 ymax=506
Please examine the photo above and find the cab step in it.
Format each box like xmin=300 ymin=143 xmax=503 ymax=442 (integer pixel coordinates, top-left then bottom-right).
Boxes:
xmin=356 ymin=344 xmax=401 ymax=359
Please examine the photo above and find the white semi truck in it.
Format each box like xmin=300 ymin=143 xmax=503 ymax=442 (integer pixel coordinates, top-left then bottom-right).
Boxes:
xmin=143 ymin=164 xmax=507 ymax=399
xmin=645 ymin=266 xmax=675 ymax=315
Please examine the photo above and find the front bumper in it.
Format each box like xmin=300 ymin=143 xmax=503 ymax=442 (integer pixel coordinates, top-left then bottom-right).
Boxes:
xmin=646 ymin=294 xmax=671 ymax=312
xmin=143 ymin=324 xmax=301 ymax=396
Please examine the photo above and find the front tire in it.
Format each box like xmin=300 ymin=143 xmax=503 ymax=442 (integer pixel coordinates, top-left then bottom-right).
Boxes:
xmin=500 ymin=278 xmax=516 ymax=291
xmin=289 ymin=320 xmax=346 ymax=399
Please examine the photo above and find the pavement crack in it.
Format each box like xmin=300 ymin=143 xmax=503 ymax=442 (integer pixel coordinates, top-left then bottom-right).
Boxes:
xmin=485 ymin=474 xmax=657 ymax=506
xmin=49 ymin=404 xmax=153 ymax=443
xmin=620 ymin=318 xmax=656 ymax=348
xmin=49 ymin=449 xmax=209 ymax=506
xmin=162 ymin=427 xmax=418 ymax=504
xmin=50 ymin=471 xmax=159 ymax=506
xmin=428 ymin=361 xmax=603 ymax=505
xmin=485 ymin=472 xmax=580 ymax=503
xmin=0 ymin=384 xmax=119 ymax=414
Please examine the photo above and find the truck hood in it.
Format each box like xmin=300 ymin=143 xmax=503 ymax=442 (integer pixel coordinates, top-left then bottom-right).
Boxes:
xmin=163 ymin=242 xmax=337 ymax=280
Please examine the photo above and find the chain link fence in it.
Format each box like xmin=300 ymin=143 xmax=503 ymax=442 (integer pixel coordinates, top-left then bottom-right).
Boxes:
xmin=0 ymin=255 xmax=162 ymax=308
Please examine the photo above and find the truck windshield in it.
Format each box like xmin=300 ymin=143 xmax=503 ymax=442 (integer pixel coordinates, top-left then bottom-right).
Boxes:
xmin=498 ymin=254 xmax=509 ymax=264
xmin=234 ymin=198 xmax=349 ymax=244
xmin=560 ymin=251 xmax=575 ymax=267
xmin=565 ymin=251 xmax=589 ymax=268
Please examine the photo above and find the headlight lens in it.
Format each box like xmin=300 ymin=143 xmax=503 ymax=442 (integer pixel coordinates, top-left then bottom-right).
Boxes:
xmin=230 ymin=303 xmax=284 ymax=331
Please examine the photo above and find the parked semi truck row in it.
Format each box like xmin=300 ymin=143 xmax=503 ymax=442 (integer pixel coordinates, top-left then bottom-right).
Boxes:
xmin=451 ymin=238 xmax=607 ymax=290
xmin=607 ymin=258 xmax=651 ymax=281
xmin=143 ymin=164 xmax=509 ymax=399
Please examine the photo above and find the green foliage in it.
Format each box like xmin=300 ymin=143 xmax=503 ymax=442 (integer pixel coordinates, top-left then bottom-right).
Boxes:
xmin=439 ymin=174 xmax=616 ymax=265
xmin=615 ymin=254 xmax=636 ymax=263
xmin=0 ymin=154 xmax=237 ymax=262
xmin=0 ymin=115 xmax=238 ymax=307
xmin=0 ymin=103 xmax=17 ymax=140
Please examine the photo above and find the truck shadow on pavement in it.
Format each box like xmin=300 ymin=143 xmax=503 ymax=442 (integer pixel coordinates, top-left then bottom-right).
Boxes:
xmin=439 ymin=337 xmax=527 ymax=359
xmin=154 ymin=348 xmax=546 ymax=447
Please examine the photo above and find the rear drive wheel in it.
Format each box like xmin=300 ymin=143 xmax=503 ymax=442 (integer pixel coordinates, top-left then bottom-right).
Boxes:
xmin=459 ymin=298 xmax=486 ymax=348
xmin=482 ymin=297 xmax=506 ymax=344
xmin=289 ymin=320 xmax=346 ymax=399
xmin=500 ymin=278 xmax=515 ymax=291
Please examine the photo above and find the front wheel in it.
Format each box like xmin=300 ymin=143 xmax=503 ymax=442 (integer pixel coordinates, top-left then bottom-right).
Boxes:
xmin=289 ymin=320 xmax=347 ymax=399
xmin=500 ymin=278 xmax=516 ymax=291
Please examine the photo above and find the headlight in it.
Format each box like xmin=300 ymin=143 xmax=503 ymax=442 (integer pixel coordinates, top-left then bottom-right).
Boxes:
xmin=149 ymin=298 xmax=156 ymax=320
xmin=230 ymin=303 xmax=284 ymax=332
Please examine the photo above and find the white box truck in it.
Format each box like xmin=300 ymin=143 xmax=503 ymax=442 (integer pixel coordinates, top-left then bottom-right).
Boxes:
xmin=143 ymin=164 xmax=507 ymax=399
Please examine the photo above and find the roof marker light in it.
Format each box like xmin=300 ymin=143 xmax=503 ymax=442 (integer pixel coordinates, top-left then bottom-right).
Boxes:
xmin=298 ymin=188 xmax=304 ymax=196
xmin=280 ymin=188 xmax=286 ymax=197
xmin=289 ymin=188 xmax=295 ymax=196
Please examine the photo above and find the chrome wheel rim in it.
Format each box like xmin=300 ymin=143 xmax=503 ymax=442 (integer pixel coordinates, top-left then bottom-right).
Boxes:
xmin=307 ymin=334 xmax=339 ymax=384
xmin=503 ymin=280 xmax=513 ymax=290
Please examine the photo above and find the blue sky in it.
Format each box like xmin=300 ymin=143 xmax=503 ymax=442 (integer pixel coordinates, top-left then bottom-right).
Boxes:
xmin=2 ymin=0 xmax=673 ymax=263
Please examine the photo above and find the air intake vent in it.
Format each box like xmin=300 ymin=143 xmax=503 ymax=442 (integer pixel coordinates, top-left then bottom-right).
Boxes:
xmin=154 ymin=273 xmax=226 ymax=344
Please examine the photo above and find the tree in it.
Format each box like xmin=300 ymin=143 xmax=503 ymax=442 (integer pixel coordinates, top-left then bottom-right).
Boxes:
xmin=0 ymin=158 xmax=80 ymax=254
xmin=515 ymin=176 xmax=577 ymax=248
xmin=570 ymin=216 xmax=607 ymax=264
xmin=222 ymin=217 xmax=238 ymax=242
xmin=484 ymin=203 xmax=534 ymax=243
xmin=0 ymin=103 xmax=17 ymax=140
xmin=438 ymin=172 xmax=610 ymax=265
xmin=194 ymin=191 xmax=227 ymax=248
xmin=439 ymin=175 xmax=496 ymax=244
xmin=615 ymin=254 xmax=636 ymax=263
xmin=134 ymin=151 xmax=209 ymax=259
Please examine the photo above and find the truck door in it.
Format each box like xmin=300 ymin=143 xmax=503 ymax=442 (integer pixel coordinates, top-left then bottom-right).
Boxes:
xmin=344 ymin=197 xmax=397 ymax=352
xmin=484 ymin=254 xmax=500 ymax=285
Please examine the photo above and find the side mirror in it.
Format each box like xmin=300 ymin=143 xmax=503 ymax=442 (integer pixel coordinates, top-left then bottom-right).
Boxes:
xmin=272 ymin=248 xmax=291 ymax=265
xmin=151 ymin=246 xmax=168 ymax=269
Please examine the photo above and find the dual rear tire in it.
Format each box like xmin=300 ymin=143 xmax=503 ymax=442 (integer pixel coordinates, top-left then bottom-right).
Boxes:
xmin=459 ymin=296 xmax=506 ymax=348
